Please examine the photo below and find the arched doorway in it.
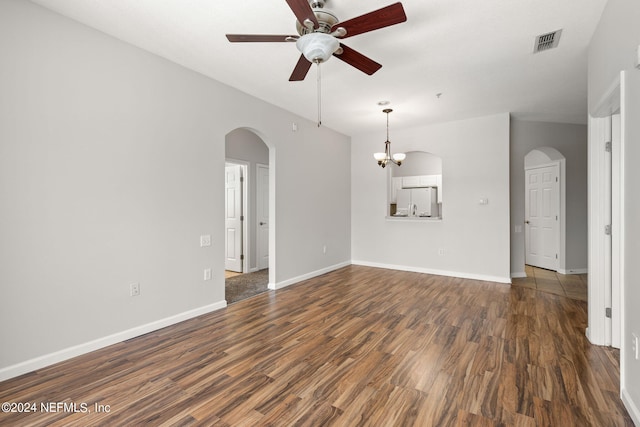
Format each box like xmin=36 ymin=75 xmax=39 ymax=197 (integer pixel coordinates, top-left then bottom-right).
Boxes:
xmin=524 ymin=147 xmax=566 ymax=272
xmin=224 ymin=128 xmax=270 ymax=304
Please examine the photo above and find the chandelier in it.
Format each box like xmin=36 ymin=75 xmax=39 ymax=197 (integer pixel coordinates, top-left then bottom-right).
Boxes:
xmin=373 ymin=109 xmax=405 ymax=168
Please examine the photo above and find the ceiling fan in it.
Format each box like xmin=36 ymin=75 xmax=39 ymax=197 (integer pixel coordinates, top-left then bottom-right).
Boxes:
xmin=226 ymin=0 xmax=407 ymax=81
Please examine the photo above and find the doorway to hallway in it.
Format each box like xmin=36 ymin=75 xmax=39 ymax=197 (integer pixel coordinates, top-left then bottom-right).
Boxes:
xmin=525 ymin=164 xmax=559 ymax=271
xmin=224 ymin=128 xmax=270 ymax=304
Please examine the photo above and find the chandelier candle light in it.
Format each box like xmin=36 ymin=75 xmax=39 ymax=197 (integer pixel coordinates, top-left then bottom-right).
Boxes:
xmin=374 ymin=108 xmax=406 ymax=168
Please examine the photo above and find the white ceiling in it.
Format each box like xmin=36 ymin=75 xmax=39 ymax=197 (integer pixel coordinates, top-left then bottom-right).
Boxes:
xmin=29 ymin=0 xmax=607 ymax=136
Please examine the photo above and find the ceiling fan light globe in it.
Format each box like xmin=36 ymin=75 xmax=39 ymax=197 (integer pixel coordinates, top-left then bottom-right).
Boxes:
xmin=296 ymin=33 xmax=339 ymax=63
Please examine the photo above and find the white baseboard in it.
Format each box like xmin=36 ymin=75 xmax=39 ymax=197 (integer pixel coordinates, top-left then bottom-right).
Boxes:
xmin=622 ymin=387 xmax=640 ymax=426
xmin=0 ymin=300 xmax=227 ymax=382
xmin=511 ymin=272 xmax=527 ymax=278
xmin=269 ymin=261 xmax=351 ymax=290
xmin=558 ymin=268 xmax=588 ymax=275
xmin=351 ymin=260 xmax=512 ymax=284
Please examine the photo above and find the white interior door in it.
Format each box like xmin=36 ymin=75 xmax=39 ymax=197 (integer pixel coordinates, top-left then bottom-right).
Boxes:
xmin=225 ymin=164 xmax=243 ymax=272
xmin=525 ymin=164 xmax=559 ymax=270
xmin=256 ymin=164 xmax=269 ymax=270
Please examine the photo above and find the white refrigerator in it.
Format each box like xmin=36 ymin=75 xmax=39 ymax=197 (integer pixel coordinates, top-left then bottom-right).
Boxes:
xmin=397 ymin=187 xmax=438 ymax=217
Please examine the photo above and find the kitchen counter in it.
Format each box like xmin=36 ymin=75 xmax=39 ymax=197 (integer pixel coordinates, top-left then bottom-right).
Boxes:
xmin=386 ymin=216 xmax=442 ymax=222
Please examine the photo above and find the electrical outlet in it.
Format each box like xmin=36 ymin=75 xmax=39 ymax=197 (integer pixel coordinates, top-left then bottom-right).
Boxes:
xmin=200 ymin=235 xmax=211 ymax=247
xmin=438 ymin=248 xmax=445 ymax=256
xmin=204 ymin=268 xmax=212 ymax=281
xmin=633 ymin=333 xmax=639 ymax=360
xmin=323 ymin=245 xmax=327 ymax=254
xmin=130 ymin=283 xmax=140 ymax=297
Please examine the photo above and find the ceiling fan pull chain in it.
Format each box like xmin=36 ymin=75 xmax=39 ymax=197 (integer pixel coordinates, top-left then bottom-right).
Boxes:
xmin=317 ymin=60 xmax=322 ymax=127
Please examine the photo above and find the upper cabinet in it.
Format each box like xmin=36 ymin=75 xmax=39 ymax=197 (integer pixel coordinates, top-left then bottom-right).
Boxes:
xmin=396 ymin=174 xmax=442 ymax=202
xmin=402 ymin=175 xmax=439 ymax=188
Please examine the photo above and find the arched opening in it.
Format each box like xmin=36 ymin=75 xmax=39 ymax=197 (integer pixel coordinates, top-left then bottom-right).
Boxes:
xmin=224 ymin=128 xmax=271 ymax=304
xmin=388 ymin=151 xmax=443 ymax=218
xmin=517 ymin=147 xmax=588 ymax=300
xmin=523 ymin=147 xmax=566 ymax=273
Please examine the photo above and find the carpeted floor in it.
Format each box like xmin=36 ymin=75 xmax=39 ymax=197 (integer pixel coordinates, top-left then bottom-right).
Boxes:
xmin=225 ymin=269 xmax=269 ymax=304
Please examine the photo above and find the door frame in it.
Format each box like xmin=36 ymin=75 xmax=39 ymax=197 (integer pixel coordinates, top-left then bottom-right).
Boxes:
xmin=587 ymin=72 xmax=623 ymax=349
xmin=225 ymin=159 xmax=249 ymax=274
xmin=256 ymin=162 xmax=269 ymax=271
xmin=524 ymin=163 xmax=560 ymax=271
xmin=523 ymin=148 xmax=567 ymax=273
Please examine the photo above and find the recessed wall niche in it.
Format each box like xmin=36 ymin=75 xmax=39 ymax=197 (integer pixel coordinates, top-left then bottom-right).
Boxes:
xmin=388 ymin=151 xmax=443 ymax=219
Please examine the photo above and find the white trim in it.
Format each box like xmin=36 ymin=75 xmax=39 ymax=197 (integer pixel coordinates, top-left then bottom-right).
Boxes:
xmin=588 ymin=71 xmax=624 ymax=350
xmin=622 ymin=387 xmax=640 ymax=426
xmin=256 ymin=163 xmax=269 ymax=271
xmin=511 ymin=272 xmax=527 ymax=278
xmin=225 ymin=159 xmax=250 ymax=273
xmin=618 ymin=70 xmax=630 ymax=399
xmin=0 ymin=301 xmax=227 ymax=382
xmin=352 ymin=260 xmax=512 ymax=284
xmin=588 ymin=115 xmax=609 ymax=346
xmin=269 ymin=261 xmax=351 ymax=290
xmin=593 ymin=74 xmax=621 ymax=118
xmin=611 ymin=113 xmax=622 ymax=349
xmin=557 ymin=268 xmax=588 ymax=275
xmin=268 ymin=149 xmax=276 ymax=292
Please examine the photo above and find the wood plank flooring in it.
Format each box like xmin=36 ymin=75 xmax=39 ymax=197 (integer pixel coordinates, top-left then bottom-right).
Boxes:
xmin=512 ymin=265 xmax=588 ymax=302
xmin=0 ymin=265 xmax=633 ymax=426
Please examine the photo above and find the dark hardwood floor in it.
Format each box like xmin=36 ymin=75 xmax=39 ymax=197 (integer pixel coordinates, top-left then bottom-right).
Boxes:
xmin=0 ymin=265 xmax=633 ymax=426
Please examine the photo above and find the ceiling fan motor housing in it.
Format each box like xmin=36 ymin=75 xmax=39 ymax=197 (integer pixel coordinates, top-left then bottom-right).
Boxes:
xmin=296 ymin=6 xmax=339 ymax=35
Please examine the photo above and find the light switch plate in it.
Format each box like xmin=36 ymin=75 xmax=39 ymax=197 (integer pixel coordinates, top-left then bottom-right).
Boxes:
xmin=130 ymin=283 xmax=140 ymax=297
xmin=200 ymin=235 xmax=211 ymax=247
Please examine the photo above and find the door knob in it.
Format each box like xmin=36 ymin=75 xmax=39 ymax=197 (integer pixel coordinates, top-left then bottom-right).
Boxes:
xmin=525 ymin=220 xmax=530 ymax=224
xmin=260 ymin=222 xmax=267 ymax=226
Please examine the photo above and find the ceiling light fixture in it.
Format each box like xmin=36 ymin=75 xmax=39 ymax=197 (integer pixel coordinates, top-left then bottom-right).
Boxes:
xmin=296 ymin=33 xmax=340 ymax=127
xmin=374 ymin=109 xmax=405 ymax=168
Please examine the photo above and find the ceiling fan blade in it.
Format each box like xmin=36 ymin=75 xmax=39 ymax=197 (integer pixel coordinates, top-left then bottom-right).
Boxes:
xmin=331 ymin=2 xmax=407 ymax=39
xmin=285 ymin=0 xmax=319 ymax=30
xmin=226 ymin=34 xmax=297 ymax=42
xmin=333 ymin=44 xmax=382 ymax=75
xmin=289 ymin=54 xmax=313 ymax=81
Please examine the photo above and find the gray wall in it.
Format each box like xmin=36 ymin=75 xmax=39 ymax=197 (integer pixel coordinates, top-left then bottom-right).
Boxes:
xmin=0 ymin=0 xmax=351 ymax=377
xmin=391 ymin=151 xmax=442 ymax=177
xmin=588 ymin=0 xmax=640 ymax=419
xmin=510 ymin=120 xmax=588 ymax=275
xmin=352 ymin=114 xmax=511 ymax=283
xmin=226 ymin=129 xmax=269 ymax=272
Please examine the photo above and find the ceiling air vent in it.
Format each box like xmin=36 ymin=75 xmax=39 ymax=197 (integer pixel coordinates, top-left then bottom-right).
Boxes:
xmin=534 ymin=29 xmax=562 ymax=53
